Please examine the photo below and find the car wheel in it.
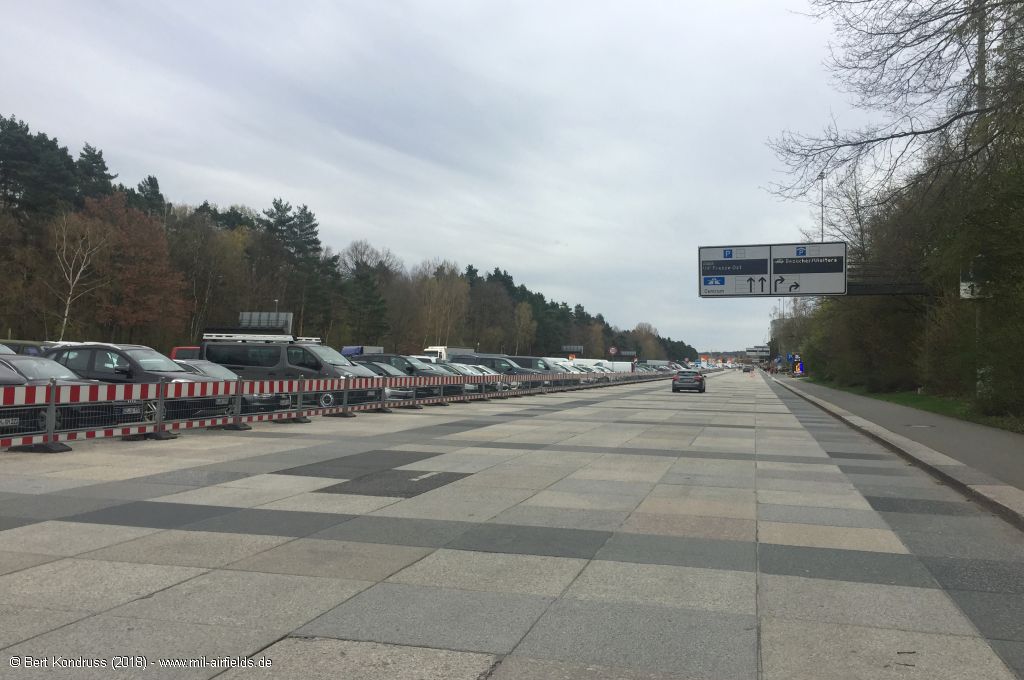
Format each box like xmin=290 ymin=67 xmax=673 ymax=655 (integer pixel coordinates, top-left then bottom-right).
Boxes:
xmin=318 ymin=392 xmax=336 ymax=408
xmin=700 ymin=386 xmax=706 ymax=393
xmin=143 ymin=400 xmax=166 ymax=423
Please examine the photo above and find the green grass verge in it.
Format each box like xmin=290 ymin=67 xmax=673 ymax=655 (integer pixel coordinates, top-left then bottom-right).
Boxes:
xmin=803 ymin=377 xmax=1024 ymax=434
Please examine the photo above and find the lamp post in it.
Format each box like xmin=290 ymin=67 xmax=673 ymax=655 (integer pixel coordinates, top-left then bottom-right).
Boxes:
xmin=817 ymin=171 xmax=825 ymax=242
xmin=273 ymin=298 xmax=279 ymax=314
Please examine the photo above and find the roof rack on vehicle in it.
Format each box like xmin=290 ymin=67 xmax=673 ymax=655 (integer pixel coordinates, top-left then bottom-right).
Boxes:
xmin=200 ymin=332 xmax=324 ymax=344
xmin=202 ymin=332 xmax=296 ymax=342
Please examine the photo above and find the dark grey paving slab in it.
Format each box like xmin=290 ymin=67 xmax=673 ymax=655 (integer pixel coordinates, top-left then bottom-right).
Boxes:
xmin=336 ymin=449 xmax=445 ymax=469
xmin=59 ymin=481 xmax=199 ymax=500
xmin=0 ymin=516 xmax=37 ymax=532
xmin=823 ymin=450 xmax=891 ymax=460
xmin=865 ymin=496 xmax=984 ymax=516
xmin=852 ymin=484 xmax=965 ymax=501
xmin=596 ymin=533 xmax=756 ymax=572
xmin=989 ymin=640 xmax=1024 ymax=678
xmin=132 ymin=469 xmax=252 ymax=486
xmin=756 ymin=469 xmax=847 ymax=483
xmin=275 ymin=462 xmax=377 ymax=480
xmin=0 ymin=495 xmax=127 ymax=521
xmin=514 ymin=598 xmax=757 ymax=678
xmin=837 ymin=464 xmax=916 ymax=476
xmin=308 ymin=515 xmax=476 ymax=547
xmin=448 ymin=523 xmax=612 ymax=559
xmin=898 ymin=529 xmax=1024 ymax=561
xmin=757 ymin=504 xmax=890 ymax=529
xmin=758 ymin=543 xmax=939 ymax=588
xmin=843 ymin=473 xmax=942 ymax=488
xmin=64 ymin=500 xmax=236 ymax=529
xmin=948 ymin=590 xmax=1024 ymax=641
xmin=182 ymin=507 xmax=354 ymax=537
xmin=297 ymin=582 xmax=551 ymax=654
xmin=922 ymin=557 xmax=1024 ymax=594
xmin=880 ymin=512 xmax=1015 ymax=535
xmin=317 ymin=470 xmax=469 ymax=498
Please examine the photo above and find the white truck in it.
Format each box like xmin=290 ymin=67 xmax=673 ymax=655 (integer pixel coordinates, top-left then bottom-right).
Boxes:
xmin=422 ymin=346 xmax=475 ymax=361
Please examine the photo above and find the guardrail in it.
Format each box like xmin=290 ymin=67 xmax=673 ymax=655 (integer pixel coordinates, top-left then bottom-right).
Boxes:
xmin=0 ymin=370 xmax=669 ymax=452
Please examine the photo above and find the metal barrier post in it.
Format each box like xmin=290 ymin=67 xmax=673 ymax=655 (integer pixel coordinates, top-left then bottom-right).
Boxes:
xmin=11 ymin=378 xmax=71 ymax=453
xmin=151 ymin=377 xmax=177 ymax=440
xmin=224 ymin=377 xmax=251 ymax=431
xmin=333 ymin=376 xmax=356 ymax=417
xmin=292 ymin=377 xmax=312 ymax=423
xmin=376 ymin=377 xmax=392 ymax=413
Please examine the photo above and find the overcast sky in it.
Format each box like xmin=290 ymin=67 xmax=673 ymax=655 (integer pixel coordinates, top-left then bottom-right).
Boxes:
xmin=3 ymin=0 xmax=851 ymax=351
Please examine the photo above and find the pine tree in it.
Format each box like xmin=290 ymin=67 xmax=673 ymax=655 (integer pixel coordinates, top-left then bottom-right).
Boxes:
xmin=75 ymin=143 xmax=116 ymax=200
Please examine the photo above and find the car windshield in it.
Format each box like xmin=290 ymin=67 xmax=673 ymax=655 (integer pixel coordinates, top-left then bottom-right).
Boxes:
xmin=305 ymin=345 xmax=354 ymax=366
xmin=7 ymin=357 xmax=78 ymax=381
xmin=124 ymin=348 xmax=184 ymax=372
xmin=371 ymin=362 xmax=405 ymax=376
xmin=187 ymin=361 xmax=237 ymax=380
xmin=405 ymin=356 xmax=434 ymax=370
xmin=0 ymin=344 xmax=13 ymax=355
xmin=474 ymin=365 xmax=498 ymax=375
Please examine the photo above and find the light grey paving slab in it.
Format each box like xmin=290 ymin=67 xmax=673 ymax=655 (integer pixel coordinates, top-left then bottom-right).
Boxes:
xmin=0 ymin=558 xmax=205 ymax=611
xmin=760 ymin=617 xmax=1017 ymax=680
xmin=0 ymin=550 xmax=58 ymax=576
xmin=547 ymin=478 xmax=655 ymax=497
xmin=619 ymin=513 xmax=756 ymax=541
xmin=81 ymin=530 xmax=291 ymax=567
xmin=565 ymin=560 xmax=755 ymax=614
xmin=371 ymin=485 xmax=535 ymax=522
xmin=297 ymin=582 xmax=552 ymax=654
xmin=489 ymin=656 xmax=694 ymax=680
xmin=758 ymin=574 xmax=977 ymax=634
xmin=0 ymin=476 xmax=99 ymax=495
xmin=523 ymin=489 xmax=645 ymax=512
xmin=226 ymin=538 xmax=431 ymax=581
xmin=0 ymin=604 xmax=89 ymax=649
xmin=757 ymin=503 xmax=891 ymax=529
xmin=218 ymin=638 xmax=497 ymax=680
xmin=758 ymin=521 xmax=908 ymax=553
xmin=0 ymin=521 xmax=159 ymax=556
xmin=388 ymin=548 xmax=586 ymax=596
xmin=515 ymin=598 xmax=757 ymax=678
xmin=3 ymin=614 xmax=279 ymax=680
xmin=108 ymin=569 xmax=370 ymax=632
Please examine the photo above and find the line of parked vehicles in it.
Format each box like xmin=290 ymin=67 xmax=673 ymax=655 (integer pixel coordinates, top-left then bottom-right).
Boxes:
xmin=0 ymin=336 xmax=676 ymax=438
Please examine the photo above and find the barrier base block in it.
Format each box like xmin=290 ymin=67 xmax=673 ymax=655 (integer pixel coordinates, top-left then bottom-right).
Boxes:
xmin=148 ymin=430 xmax=179 ymax=441
xmin=276 ymin=416 xmax=312 ymax=424
xmin=9 ymin=441 xmax=72 ymax=454
xmin=403 ymin=404 xmax=424 ymax=410
xmin=326 ymin=411 xmax=357 ymax=418
xmin=375 ymin=407 xmax=393 ymax=414
xmin=223 ymin=422 xmax=253 ymax=431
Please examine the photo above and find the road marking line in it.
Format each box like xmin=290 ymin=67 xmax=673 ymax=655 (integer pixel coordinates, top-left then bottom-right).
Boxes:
xmin=410 ymin=471 xmax=441 ymax=482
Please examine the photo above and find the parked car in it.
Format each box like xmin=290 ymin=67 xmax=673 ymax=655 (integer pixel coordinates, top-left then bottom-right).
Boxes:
xmin=2 ymin=340 xmax=58 ymax=356
xmin=449 ymin=353 xmax=539 ymax=375
xmin=352 ymin=353 xmax=442 ymax=376
xmin=169 ymin=346 xmax=201 ymax=360
xmin=358 ymin=361 xmax=416 ymax=401
xmin=44 ymin=343 xmax=231 ymax=421
xmin=0 ymin=355 xmax=142 ymax=431
xmin=0 ymin=344 xmax=13 ymax=355
xmin=671 ymin=369 xmax=706 ymax=393
xmin=433 ymin=362 xmax=478 ymax=395
xmin=200 ymin=336 xmax=380 ymax=407
xmin=173 ymin=359 xmax=291 ymax=413
xmin=742 ymin=365 xmax=753 ymax=373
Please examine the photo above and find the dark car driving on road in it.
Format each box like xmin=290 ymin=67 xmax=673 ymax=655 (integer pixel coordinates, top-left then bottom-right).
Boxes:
xmin=672 ymin=369 xmax=706 ymax=393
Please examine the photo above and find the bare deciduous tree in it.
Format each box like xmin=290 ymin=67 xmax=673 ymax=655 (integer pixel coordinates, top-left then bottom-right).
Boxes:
xmin=772 ymin=0 xmax=1024 ymax=199
xmin=49 ymin=213 xmax=109 ymax=340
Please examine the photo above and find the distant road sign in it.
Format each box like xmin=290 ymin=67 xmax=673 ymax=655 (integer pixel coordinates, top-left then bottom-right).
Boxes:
xmin=699 ymin=242 xmax=847 ymax=297
xmin=609 ymin=346 xmax=618 ymax=355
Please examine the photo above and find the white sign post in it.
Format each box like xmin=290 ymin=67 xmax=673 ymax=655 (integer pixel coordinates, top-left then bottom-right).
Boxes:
xmin=699 ymin=242 xmax=847 ymax=297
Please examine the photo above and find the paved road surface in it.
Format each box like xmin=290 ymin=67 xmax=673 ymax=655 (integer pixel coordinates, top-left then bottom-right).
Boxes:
xmin=778 ymin=376 xmax=1024 ymax=491
xmin=0 ymin=372 xmax=1021 ymax=679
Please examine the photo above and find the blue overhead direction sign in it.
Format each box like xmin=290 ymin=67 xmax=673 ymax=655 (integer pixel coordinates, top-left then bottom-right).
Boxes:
xmin=796 ymin=247 xmax=807 ymax=256
xmin=703 ymin=277 xmax=725 ymax=286
xmin=723 ymin=249 xmax=733 ymax=258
